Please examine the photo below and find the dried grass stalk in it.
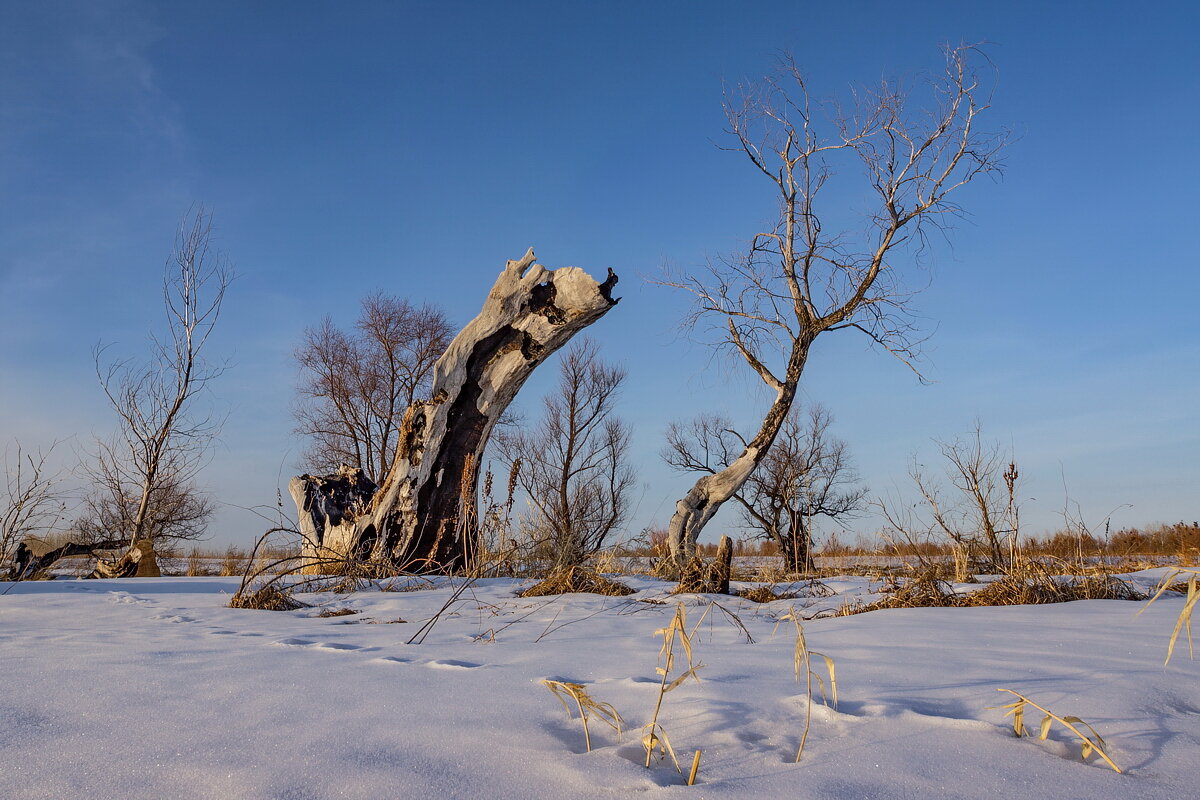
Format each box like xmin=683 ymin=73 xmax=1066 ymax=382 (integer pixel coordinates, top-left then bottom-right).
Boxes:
xmin=1141 ymin=568 xmax=1199 ymax=664
xmin=992 ymin=689 xmax=1121 ymax=773
xmin=644 ymin=604 xmax=702 ymax=772
xmin=779 ymin=609 xmax=837 ymax=762
xmin=542 ymin=679 xmax=624 ymax=752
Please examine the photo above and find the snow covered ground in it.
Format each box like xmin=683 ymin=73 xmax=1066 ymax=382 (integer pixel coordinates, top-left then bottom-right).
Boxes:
xmin=1 ymin=571 xmax=1196 ymax=799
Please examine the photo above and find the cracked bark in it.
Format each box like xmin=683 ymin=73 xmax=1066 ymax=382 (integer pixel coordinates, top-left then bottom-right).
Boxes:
xmin=290 ymin=249 xmax=619 ymax=573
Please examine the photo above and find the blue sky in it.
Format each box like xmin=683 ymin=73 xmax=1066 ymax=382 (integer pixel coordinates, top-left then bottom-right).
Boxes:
xmin=2 ymin=0 xmax=1198 ymax=548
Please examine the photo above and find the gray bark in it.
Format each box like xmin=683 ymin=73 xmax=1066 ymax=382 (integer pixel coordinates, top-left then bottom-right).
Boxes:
xmin=291 ymin=249 xmax=619 ymax=573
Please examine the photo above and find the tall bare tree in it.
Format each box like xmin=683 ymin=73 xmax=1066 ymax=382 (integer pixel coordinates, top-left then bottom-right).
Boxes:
xmin=85 ymin=207 xmax=232 ymax=573
xmin=294 ymin=294 xmax=453 ymax=485
xmin=664 ymin=404 xmax=864 ymax=572
xmin=497 ymin=339 xmax=635 ymax=572
xmin=660 ymin=45 xmax=1006 ymax=569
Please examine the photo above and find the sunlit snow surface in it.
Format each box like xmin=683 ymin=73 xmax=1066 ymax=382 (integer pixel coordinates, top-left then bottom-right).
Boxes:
xmin=1 ymin=571 xmax=1196 ymax=799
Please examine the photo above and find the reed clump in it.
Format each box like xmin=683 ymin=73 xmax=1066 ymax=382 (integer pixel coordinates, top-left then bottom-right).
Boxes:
xmin=738 ymin=585 xmax=799 ymax=603
xmin=960 ymin=572 xmax=1143 ymax=607
xmin=519 ymin=564 xmax=634 ymax=598
xmin=779 ymin=609 xmax=838 ymax=762
xmin=1140 ymin=568 xmax=1198 ymax=664
xmin=844 ymin=562 xmax=1144 ymax=615
xmin=228 ymin=585 xmax=306 ymax=611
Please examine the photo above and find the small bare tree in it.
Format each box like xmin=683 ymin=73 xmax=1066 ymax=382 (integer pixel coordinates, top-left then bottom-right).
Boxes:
xmin=496 ymin=339 xmax=635 ymax=573
xmin=2 ymin=441 xmax=70 ymax=574
xmin=85 ymin=207 xmax=232 ymax=574
xmin=75 ymin=471 xmax=215 ymax=547
xmin=294 ymin=294 xmax=453 ymax=485
xmin=664 ymin=404 xmax=865 ymax=573
xmin=659 ymin=45 xmax=1006 ymax=569
xmin=878 ymin=423 xmax=1019 ymax=572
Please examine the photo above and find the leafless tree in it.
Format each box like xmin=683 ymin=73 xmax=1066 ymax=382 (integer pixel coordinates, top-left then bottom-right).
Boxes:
xmin=496 ymin=339 xmax=635 ymax=572
xmin=2 ymin=441 xmax=70 ymax=571
xmin=659 ymin=45 xmax=1007 ymax=569
xmin=664 ymin=404 xmax=865 ymax=572
xmin=294 ymin=294 xmax=453 ymax=485
xmin=75 ymin=471 xmax=215 ymax=547
xmin=84 ymin=206 xmax=232 ymax=570
xmin=877 ymin=423 xmax=1019 ymax=572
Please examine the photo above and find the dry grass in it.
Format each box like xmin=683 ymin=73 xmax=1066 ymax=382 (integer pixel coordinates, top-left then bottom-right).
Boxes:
xmin=228 ymin=585 xmax=307 ymax=611
xmin=992 ymin=689 xmax=1120 ymax=773
xmin=960 ymin=572 xmax=1143 ymax=607
xmin=737 ymin=585 xmax=799 ymax=603
xmin=643 ymin=604 xmax=702 ymax=772
xmin=519 ymin=565 xmax=634 ymax=598
xmin=778 ymin=609 xmax=838 ymax=762
xmin=541 ymin=680 xmax=624 ymax=753
xmin=1141 ymin=568 xmax=1199 ymax=664
xmin=844 ymin=562 xmax=1144 ymax=616
xmin=316 ymin=607 xmax=359 ymax=618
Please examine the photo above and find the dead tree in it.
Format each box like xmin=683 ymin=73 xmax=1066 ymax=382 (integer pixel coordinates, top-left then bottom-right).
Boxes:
xmin=290 ymin=249 xmax=619 ymax=573
xmin=84 ymin=206 xmax=231 ymax=574
xmin=659 ymin=45 xmax=1006 ymax=572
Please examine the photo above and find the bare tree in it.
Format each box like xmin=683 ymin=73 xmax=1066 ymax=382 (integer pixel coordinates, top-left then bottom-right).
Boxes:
xmin=2 ymin=441 xmax=70 ymax=575
xmin=659 ymin=45 xmax=1006 ymax=569
xmin=84 ymin=207 xmax=232 ymax=574
xmin=878 ymin=423 xmax=1019 ymax=572
xmin=664 ymin=404 xmax=864 ymax=572
xmin=75 ymin=471 xmax=215 ymax=547
xmin=294 ymin=294 xmax=453 ymax=485
xmin=497 ymin=339 xmax=635 ymax=572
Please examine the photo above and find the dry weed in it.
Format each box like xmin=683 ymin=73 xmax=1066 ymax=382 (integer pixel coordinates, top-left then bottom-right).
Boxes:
xmin=778 ymin=609 xmax=838 ymax=762
xmin=1140 ymin=568 xmax=1199 ymax=664
xmin=643 ymin=604 xmax=702 ymax=772
xmin=738 ymin=585 xmax=799 ymax=603
xmin=228 ymin=585 xmax=306 ymax=611
xmin=542 ymin=680 xmax=624 ymax=752
xmin=316 ymin=607 xmax=359 ymax=618
xmin=992 ymin=689 xmax=1120 ymax=773
xmin=519 ymin=565 xmax=634 ymax=598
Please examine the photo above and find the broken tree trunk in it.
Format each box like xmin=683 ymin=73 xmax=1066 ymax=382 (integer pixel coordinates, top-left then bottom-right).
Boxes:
xmin=290 ymin=249 xmax=619 ymax=574
xmin=4 ymin=538 xmax=130 ymax=581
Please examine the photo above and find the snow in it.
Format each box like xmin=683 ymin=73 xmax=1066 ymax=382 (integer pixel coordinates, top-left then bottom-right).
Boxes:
xmin=1 ymin=571 xmax=1196 ymax=799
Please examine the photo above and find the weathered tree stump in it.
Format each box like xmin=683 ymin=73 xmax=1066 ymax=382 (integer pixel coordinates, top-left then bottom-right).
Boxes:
xmin=91 ymin=540 xmax=160 ymax=578
xmin=290 ymin=249 xmax=619 ymax=573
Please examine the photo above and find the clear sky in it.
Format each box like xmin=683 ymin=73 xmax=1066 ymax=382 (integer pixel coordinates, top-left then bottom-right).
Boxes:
xmin=2 ymin=0 xmax=1198 ymax=548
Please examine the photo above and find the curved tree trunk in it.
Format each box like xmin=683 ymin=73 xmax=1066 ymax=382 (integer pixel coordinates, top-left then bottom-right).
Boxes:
xmin=664 ymin=342 xmax=810 ymax=575
xmin=291 ymin=249 xmax=619 ymax=574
